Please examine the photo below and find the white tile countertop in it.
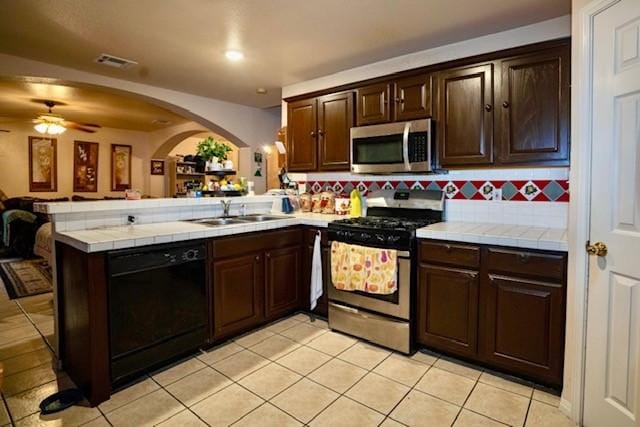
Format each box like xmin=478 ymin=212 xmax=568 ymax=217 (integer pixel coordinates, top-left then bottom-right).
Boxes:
xmin=416 ymin=221 xmax=567 ymax=251
xmin=55 ymin=212 xmax=345 ymax=253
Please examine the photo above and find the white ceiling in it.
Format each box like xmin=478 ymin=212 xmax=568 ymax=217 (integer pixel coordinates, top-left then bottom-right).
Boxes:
xmin=0 ymin=81 xmax=189 ymax=131
xmin=0 ymin=0 xmax=570 ymax=108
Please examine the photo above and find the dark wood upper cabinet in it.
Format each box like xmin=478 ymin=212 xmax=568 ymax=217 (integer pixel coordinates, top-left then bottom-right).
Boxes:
xmin=265 ymin=245 xmax=301 ymax=319
xmin=417 ymin=264 xmax=479 ymax=358
xmin=496 ymin=47 xmax=570 ymax=165
xmin=393 ymin=74 xmax=432 ymax=121
xmin=287 ymin=98 xmax=317 ymax=171
xmin=317 ymin=92 xmax=354 ymax=171
xmin=356 ymin=83 xmax=391 ymax=126
xmin=436 ymin=64 xmax=494 ymax=167
xmin=212 ymin=253 xmax=264 ymax=339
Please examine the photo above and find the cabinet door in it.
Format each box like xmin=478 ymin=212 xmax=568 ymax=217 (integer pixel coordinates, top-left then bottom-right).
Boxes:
xmin=394 ymin=74 xmax=432 ymax=121
xmin=416 ymin=264 xmax=479 ymax=358
xmin=317 ymin=92 xmax=354 ymax=171
xmin=496 ymin=47 xmax=570 ymax=165
xmin=212 ymin=254 xmax=264 ymax=339
xmin=287 ymin=98 xmax=317 ymax=171
xmin=481 ymin=274 xmax=565 ymax=386
xmin=265 ymin=245 xmax=301 ymax=319
xmin=356 ymin=83 xmax=391 ymax=126
xmin=436 ymin=64 xmax=494 ymax=166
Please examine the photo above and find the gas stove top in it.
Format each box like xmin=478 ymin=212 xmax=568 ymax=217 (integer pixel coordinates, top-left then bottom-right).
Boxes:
xmin=331 ymin=216 xmax=440 ymax=231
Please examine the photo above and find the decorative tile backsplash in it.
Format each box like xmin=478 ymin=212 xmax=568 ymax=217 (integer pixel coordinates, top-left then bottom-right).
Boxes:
xmin=299 ymin=179 xmax=569 ymax=202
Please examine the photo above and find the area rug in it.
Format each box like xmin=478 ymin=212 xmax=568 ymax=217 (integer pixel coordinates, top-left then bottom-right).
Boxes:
xmin=0 ymin=258 xmax=52 ymax=299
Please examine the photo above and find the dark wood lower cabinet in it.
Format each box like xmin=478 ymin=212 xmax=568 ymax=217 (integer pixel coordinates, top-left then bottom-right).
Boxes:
xmin=212 ymin=253 xmax=264 ymax=339
xmin=265 ymin=246 xmax=301 ymax=319
xmin=416 ymin=239 xmax=567 ymax=387
xmin=417 ymin=265 xmax=478 ymax=358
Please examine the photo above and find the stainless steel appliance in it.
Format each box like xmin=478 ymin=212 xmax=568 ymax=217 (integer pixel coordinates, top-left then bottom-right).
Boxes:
xmin=350 ymin=118 xmax=433 ymax=174
xmin=327 ymin=189 xmax=444 ymax=353
xmin=107 ymin=241 xmax=208 ymax=386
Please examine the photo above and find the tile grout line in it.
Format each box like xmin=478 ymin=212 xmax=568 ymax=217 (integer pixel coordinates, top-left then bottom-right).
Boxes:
xmin=150 ymin=375 xmax=214 ymax=427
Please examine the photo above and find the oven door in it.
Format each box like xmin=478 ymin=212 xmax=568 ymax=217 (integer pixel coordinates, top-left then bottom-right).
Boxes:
xmin=328 ymin=246 xmax=411 ymax=320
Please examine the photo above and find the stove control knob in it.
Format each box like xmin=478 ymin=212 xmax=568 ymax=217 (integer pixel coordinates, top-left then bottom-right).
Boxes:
xmin=376 ymin=234 xmax=386 ymax=242
xmin=387 ymin=235 xmax=401 ymax=243
xmin=360 ymin=233 xmax=371 ymax=240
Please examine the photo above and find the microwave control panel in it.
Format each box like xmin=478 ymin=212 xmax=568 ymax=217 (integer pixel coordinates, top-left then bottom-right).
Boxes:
xmin=408 ymin=131 xmax=429 ymax=162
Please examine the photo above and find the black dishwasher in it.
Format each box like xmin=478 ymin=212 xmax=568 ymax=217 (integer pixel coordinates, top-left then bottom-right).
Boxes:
xmin=107 ymin=241 xmax=208 ymax=385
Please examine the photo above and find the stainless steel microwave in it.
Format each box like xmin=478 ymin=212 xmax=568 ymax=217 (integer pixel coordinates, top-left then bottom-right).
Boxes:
xmin=350 ymin=118 xmax=433 ymax=174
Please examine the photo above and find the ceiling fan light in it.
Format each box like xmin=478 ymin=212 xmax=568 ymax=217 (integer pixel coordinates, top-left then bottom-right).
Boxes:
xmin=34 ymin=123 xmax=49 ymax=134
xmin=49 ymin=123 xmax=66 ymax=134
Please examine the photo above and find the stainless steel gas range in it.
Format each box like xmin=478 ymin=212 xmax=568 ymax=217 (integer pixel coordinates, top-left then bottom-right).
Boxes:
xmin=326 ymin=189 xmax=444 ymax=354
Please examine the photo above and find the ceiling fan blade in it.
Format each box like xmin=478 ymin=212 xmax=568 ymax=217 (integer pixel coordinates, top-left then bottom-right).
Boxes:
xmin=80 ymin=123 xmax=102 ymax=128
xmin=64 ymin=122 xmax=96 ymax=133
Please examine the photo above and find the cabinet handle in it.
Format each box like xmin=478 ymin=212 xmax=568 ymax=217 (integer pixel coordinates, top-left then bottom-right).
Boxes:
xmin=255 ymin=255 xmax=260 ymax=261
xmin=502 ymin=101 xmax=510 ymax=108
xmin=518 ymin=254 xmax=530 ymax=263
xmin=266 ymin=253 xmax=271 ymax=259
xmin=484 ymin=104 xmax=493 ymax=112
xmin=310 ymin=131 xmax=316 ymax=138
xmin=318 ymin=129 xmax=325 ymax=137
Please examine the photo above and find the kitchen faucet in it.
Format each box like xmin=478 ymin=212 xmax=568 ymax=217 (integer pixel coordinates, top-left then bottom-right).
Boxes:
xmin=221 ymin=199 xmax=232 ymax=217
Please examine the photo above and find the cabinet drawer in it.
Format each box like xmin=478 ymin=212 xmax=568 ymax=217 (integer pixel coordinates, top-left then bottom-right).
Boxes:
xmin=486 ymin=248 xmax=565 ymax=282
xmin=212 ymin=228 xmax=302 ymax=259
xmin=419 ymin=240 xmax=480 ymax=269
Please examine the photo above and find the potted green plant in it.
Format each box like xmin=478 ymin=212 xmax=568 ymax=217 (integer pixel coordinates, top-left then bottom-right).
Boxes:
xmin=196 ymin=137 xmax=232 ymax=170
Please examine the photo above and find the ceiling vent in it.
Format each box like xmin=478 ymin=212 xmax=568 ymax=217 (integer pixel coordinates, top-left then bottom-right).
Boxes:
xmin=94 ymin=54 xmax=138 ymax=69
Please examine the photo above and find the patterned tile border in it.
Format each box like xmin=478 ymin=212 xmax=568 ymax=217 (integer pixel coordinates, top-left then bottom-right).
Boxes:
xmin=299 ymin=179 xmax=570 ymax=202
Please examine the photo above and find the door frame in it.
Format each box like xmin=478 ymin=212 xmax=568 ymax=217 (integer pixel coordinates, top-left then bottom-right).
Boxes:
xmin=565 ymin=0 xmax=621 ymax=424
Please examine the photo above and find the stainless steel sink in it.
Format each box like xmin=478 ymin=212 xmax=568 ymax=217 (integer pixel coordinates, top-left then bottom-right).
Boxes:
xmin=188 ymin=218 xmax=246 ymax=226
xmin=236 ymin=214 xmax=289 ymax=222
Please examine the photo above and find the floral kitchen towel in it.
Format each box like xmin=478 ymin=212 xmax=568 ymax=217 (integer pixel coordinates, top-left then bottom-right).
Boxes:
xmin=330 ymin=241 xmax=397 ymax=295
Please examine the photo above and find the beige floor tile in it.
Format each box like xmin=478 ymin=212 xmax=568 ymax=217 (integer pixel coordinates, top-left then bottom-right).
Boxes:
xmin=338 ymin=342 xmax=391 ymax=370
xmin=80 ymin=415 xmax=112 ymax=427
xmin=271 ymin=378 xmax=339 ymax=423
xmin=411 ymin=350 xmax=439 ymax=366
xmin=465 ymin=383 xmax=529 ymax=427
xmin=310 ymin=396 xmax=385 ymax=427
xmin=380 ymin=417 xmax=405 ymax=427
xmin=2 ymin=348 xmax=54 ymax=376
xmin=234 ymin=328 xmax=275 ymax=348
xmin=99 ymin=377 xmax=160 ymax=413
xmin=265 ymin=317 xmax=301 ymax=333
xmin=212 ymin=350 xmax=270 ymax=381
xmin=454 ymin=409 xmax=506 ymax=426
xmin=307 ymin=331 xmax=357 ymax=356
xmin=415 ymin=367 xmax=475 ymax=406
xmin=191 ymin=383 xmax=263 ymax=427
xmin=197 ymin=341 xmax=243 ymax=365
xmin=390 ymin=389 xmax=460 ymax=427
xmin=532 ymin=388 xmax=561 ymax=407
xmin=276 ymin=346 xmax=331 ymax=375
xmin=434 ymin=358 xmax=483 ymax=380
xmin=345 ymin=372 xmax=410 ymax=414
xmin=152 ymin=357 xmax=206 ymax=387
xmin=156 ymin=409 xmax=207 ymax=426
xmin=373 ymin=354 xmax=428 ymax=387
xmin=308 ymin=318 xmax=328 ymax=329
xmin=166 ymin=367 xmax=233 ymax=406
xmin=308 ymin=358 xmax=367 ymax=393
xmin=13 ymin=405 xmax=101 ymax=426
xmin=279 ymin=322 xmax=327 ymax=344
xmin=106 ymin=388 xmax=185 ymax=427
xmin=3 ymin=363 xmax=60 ymax=396
xmin=525 ymin=401 xmax=576 ymax=427
xmin=289 ymin=313 xmax=312 ymax=322
xmin=6 ymin=377 xmax=74 ymax=421
xmin=0 ymin=336 xmax=47 ymax=361
xmin=0 ymin=400 xmax=10 ymax=427
xmin=234 ymin=403 xmax=302 ymax=427
xmin=249 ymin=334 xmax=300 ymax=360
xmin=238 ymin=362 xmax=301 ymax=399
xmin=479 ymin=372 xmax=533 ymax=398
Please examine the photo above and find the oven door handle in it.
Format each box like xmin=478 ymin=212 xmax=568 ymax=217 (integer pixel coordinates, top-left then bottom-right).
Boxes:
xmin=402 ymin=121 xmax=411 ymax=171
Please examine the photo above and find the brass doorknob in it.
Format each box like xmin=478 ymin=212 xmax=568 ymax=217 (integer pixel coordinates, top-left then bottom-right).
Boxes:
xmin=586 ymin=241 xmax=608 ymax=257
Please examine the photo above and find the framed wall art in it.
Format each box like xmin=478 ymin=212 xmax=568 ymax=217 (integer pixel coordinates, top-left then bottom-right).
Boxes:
xmin=150 ymin=159 xmax=165 ymax=175
xmin=111 ymin=144 xmax=132 ymax=191
xmin=28 ymin=136 xmax=57 ymax=192
xmin=73 ymin=140 xmax=99 ymax=192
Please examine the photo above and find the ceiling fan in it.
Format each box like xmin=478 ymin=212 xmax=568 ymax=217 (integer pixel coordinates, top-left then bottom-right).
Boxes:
xmin=33 ymin=100 xmax=102 ymax=135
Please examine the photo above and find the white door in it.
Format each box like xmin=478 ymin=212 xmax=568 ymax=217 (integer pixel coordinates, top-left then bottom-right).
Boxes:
xmin=584 ymin=0 xmax=640 ymax=426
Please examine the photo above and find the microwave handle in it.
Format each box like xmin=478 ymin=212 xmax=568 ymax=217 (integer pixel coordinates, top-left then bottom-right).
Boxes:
xmin=402 ymin=121 xmax=411 ymax=171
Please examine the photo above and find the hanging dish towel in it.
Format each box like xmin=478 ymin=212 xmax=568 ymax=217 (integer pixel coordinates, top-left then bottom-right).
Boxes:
xmin=330 ymin=242 xmax=398 ymax=295
xmin=310 ymin=231 xmax=323 ymax=310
